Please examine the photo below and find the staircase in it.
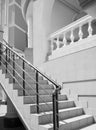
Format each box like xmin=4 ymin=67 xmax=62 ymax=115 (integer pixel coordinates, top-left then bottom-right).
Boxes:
xmin=0 ymin=41 xmax=96 ymax=130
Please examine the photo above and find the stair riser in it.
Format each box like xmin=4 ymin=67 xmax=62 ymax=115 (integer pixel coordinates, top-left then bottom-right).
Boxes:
xmin=39 ymin=108 xmax=84 ymax=124
xmin=6 ymin=69 xmax=36 ymax=77
xmin=30 ymin=101 xmax=75 ymax=113
xmin=59 ymin=117 xmax=94 ymax=130
xmin=8 ymin=77 xmax=48 ymax=84
xmin=18 ymin=89 xmax=53 ymax=96
xmin=13 ymin=84 xmax=54 ymax=90
xmin=5 ymin=74 xmax=43 ymax=81
xmin=24 ymin=95 xmax=67 ymax=104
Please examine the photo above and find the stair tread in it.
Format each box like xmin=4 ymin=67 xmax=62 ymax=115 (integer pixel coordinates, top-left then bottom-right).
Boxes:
xmin=79 ymin=124 xmax=96 ymax=130
xmin=40 ymin=115 xmax=93 ymax=129
xmin=24 ymin=94 xmax=67 ymax=98
xmin=30 ymin=100 xmax=74 ymax=106
xmin=64 ymin=114 xmax=92 ymax=123
xmin=38 ymin=107 xmax=82 ymax=116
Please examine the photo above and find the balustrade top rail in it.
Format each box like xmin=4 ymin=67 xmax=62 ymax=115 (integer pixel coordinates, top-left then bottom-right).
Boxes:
xmin=2 ymin=40 xmax=61 ymax=91
xmin=49 ymin=15 xmax=92 ymax=39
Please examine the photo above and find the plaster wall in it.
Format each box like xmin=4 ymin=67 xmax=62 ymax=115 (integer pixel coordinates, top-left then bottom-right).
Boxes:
xmin=8 ymin=2 xmax=27 ymax=50
xmin=39 ymin=42 xmax=96 ymax=116
xmin=8 ymin=26 xmax=27 ymax=50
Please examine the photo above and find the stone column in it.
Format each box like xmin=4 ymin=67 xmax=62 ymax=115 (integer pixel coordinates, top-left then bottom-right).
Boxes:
xmin=27 ymin=16 xmax=33 ymax=48
xmin=0 ymin=25 xmax=3 ymax=42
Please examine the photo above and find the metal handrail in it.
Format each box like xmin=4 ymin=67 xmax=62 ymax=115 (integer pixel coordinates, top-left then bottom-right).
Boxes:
xmin=4 ymin=51 xmax=55 ymax=96
xmin=2 ymin=40 xmax=61 ymax=91
xmin=1 ymin=52 xmax=59 ymax=126
xmin=3 ymin=39 xmax=13 ymax=48
xmin=0 ymin=40 xmax=61 ymax=130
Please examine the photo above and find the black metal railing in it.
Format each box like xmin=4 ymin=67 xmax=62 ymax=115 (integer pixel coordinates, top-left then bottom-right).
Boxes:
xmin=0 ymin=40 xmax=61 ymax=130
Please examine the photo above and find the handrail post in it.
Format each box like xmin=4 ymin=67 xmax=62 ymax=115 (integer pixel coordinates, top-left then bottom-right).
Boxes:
xmin=0 ymin=43 xmax=2 ymax=66
xmin=36 ymin=70 xmax=39 ymax=114
xmin=8 ymin=49 xmax=10 ymax=62
xmin=56 ymin=88 xmax=59 ymax=129
xmin=13 ymin=53 xmax=15 ymax=83
xmin=53 ymin=92 xmax=57 ymax=130
xmin=53 ymin=87 xmax=59 ymax=130
xmin=23 ymin=60 xmax=25 ymax=96
xmin=5 ymin=47 xmax=8 ymax=73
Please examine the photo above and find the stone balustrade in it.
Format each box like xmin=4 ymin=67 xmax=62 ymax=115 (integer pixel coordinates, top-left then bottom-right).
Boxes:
xmin=48 ymin=15 xmax=96 ymax=60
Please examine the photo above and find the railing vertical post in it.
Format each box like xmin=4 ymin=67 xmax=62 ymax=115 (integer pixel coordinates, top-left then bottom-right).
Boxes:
xmin=56 ymin=89 xmax=59 ymax=129
xmin=53 ymin=87 xmax=59 ymax=130
xmin=53 ymin=92 xmax=57 ymax=130
xmin=0 ymin=43 xmax=2 ymax=66
xmin=8 ymin=49 xmax=10 ymax=62
xmin=36 ymin=71 xmax=39 ymax=113
xmin=23 ymin=60 xmax=25 ymax=96
xmin=5 ymin=47 xmax=8 ymax=73
xmin=13 ymin=53 xmax=15 ymax=83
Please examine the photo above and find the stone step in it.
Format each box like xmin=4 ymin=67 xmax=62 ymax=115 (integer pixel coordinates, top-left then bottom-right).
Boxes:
xmin=38 ymin=107 xmax=84 ymax=124
xmin=5 ymin=72 xmax=43 ymax=81
xmin=18 ymin=88 xmax=54 ymax=96
xmin=13 ymin=83 xmax=54 ymax=90
xmin=79 ymin=123 xmax=96 ymax=130
xmin=5 ymin=66 xmax=36 ymax=77
xmin=23 ymin=94 xmax=67 ymax=104
xmin=8 ymin=76 xmax=48 ymax=85
xmin=39 ymin=115 xmax=94 ymax=130
xmin=30 ymin=100 xmax=75 ymax=113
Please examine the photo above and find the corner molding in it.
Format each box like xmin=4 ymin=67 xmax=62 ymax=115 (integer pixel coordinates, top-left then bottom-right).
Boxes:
xmin=59 ymin=0 xmax=80 ymax=13
xmin=78 ymin=0 xmax=96 ymax=8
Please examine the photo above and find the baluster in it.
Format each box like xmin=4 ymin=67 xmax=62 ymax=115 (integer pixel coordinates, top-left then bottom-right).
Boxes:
xmin=51 ymin=39 xmax=54 ymax=53
xmin=5 ymin=47 xmax=7 ymax=73
xmin=0 ymin=43 xmax=2 ymax=66
xmin=36 ymin=71 xmax=39 ymax=113
xmin=63 ymin=33 xmax=66 ymax=46
xmin=13 ymin=53 xmax=15 ymax=83
xmin=8 ymin=49 xmax=10 ymax=62
xmin=70 ymin=29 xmax=74 ymax=44
xmin=88 ymin=19 xmax=93 ymax=37
xmin=79 ymin=25 xmax=83 ymax=41
xmin=23 ymin=60 xmax=25 ymax=96
xmin=56 ymin=36 xmax=59 ymax=49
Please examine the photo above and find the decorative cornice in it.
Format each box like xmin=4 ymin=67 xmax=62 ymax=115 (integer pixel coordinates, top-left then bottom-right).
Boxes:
xmin=59 ymin=0 xmax=80 ymax=13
